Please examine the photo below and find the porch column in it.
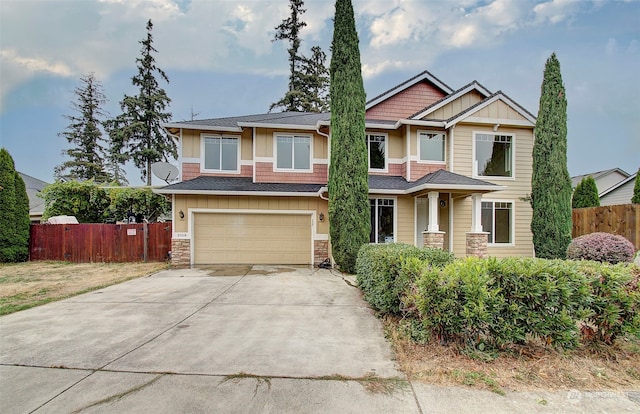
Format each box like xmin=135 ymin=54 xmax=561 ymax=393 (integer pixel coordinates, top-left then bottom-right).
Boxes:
xmin=467 ymin=193 xmax=489 ymax=257
xmin=423 ymin=191 xmax=445 ymax=249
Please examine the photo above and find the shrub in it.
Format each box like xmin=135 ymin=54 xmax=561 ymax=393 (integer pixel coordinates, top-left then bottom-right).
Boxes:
xmin=578 ymin=262 xmax=640 ymax=344
xmin=408 ymin=258 xmax=590 ymax=349
xmin=356 ymin=243 xmax=454 ymax=314
xmin=567 ymin=232 xmax=635 ymax=264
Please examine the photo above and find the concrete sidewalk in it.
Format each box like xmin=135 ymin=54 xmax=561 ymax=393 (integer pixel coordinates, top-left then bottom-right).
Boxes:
xmin=1 ymin=266 xmax=638 ymax=413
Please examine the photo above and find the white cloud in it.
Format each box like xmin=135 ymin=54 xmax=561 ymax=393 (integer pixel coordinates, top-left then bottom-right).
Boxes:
xmin=532 ymin=0 xmax=581 ymax=24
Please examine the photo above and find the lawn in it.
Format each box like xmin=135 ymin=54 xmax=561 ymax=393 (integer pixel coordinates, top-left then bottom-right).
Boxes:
xmin=0 ymin=261 xmax=168 ymax=315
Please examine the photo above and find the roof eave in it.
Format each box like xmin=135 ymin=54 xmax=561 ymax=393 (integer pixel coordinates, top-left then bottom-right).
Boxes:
xmin=162 ymin=122 xmax=243 ymax=133
xmin=153 ymin=188 xmax=322 ymax=197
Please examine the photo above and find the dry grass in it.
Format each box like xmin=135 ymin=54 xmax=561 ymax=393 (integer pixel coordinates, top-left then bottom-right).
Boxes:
xmin=384 ymin=316 xmax=640 ymax=395
xmin=0 ymin=261 xmax=168 ymax=315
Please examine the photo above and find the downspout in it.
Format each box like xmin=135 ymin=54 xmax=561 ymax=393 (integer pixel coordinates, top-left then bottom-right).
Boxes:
xmin=406 ymin=124 xmax=411 ymax=181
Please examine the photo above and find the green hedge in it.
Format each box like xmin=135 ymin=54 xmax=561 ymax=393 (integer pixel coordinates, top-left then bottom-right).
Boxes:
xmin=356 ymin=248 xmax=640 ymax=349
xmin=355 ymin=243 xmax=454 ymax=314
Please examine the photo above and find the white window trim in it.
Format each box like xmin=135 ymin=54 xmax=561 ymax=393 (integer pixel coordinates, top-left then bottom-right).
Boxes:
xmin=366 ymin=132 xmax=389 ymax=173
xmin=200 ymin=133 xmax=241 ymax=174
xmin=482 ymin=198 xmax=515 ymax=247
xmin=417 ymin=130 xmax=446 ymax=164
xmin=369 ymin=196 xmax=397 ymax=244
xmin=472 ymin=131 xmax=516 ymax=181
xmin=273 ymin=132 xmax=314 ymax=173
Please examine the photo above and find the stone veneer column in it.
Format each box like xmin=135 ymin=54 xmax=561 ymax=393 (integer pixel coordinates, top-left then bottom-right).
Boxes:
xmin=171 ymin=239 xmax=191 ymax=266
xmin=466 ymin=232 xmax=489 ymax=258
xmin=422 ymin=231 xmax=445 ymax=250
xmin=314 ymin=240 xmax=329 ymax=266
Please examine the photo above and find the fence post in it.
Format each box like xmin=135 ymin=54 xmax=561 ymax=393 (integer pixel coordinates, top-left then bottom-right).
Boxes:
xmin=143 ymin=222 xmax=148 ymax=263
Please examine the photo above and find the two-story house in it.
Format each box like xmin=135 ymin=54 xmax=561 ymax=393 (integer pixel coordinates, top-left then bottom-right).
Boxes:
xmin=156 ymin=70 xmax=536 ymax=266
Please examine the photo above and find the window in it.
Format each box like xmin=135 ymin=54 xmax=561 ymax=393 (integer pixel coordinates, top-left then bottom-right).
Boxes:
xmin=203 ymin=136 xmax=238 ymax=172
xmin=419 ymin=132 xmax=445 ymax=162
xmin=481 ymin=201 xmax=513 ymax=244
xmin=366 ymin=134 xmax=386 ymax=170
xmin=475 ymin=133 xmax=513 ymax=177
xmin=276 ymin=135 xmax=311 ymax=170
xmin=370 ymin=198 xmax=394 ymax=243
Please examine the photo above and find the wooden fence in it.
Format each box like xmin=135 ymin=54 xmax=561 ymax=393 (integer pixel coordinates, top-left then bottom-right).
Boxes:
xmin=29 ymin=223 xmax=172 ymax=263
xmin=572 ymin=204 xmax=639 ymax=251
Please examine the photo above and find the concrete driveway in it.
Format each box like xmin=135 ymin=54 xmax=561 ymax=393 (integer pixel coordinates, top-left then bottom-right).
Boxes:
xmin=1 ymin=266 xmax=638 ymax=413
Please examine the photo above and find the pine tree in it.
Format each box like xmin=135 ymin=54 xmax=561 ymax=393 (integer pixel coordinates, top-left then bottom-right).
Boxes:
xmin=531 ymin=53 xmax=573 ymax=259
xmin=0 ymin=148 xmax=30 ymax=262
xmin=270 ymin=0 xmax=329 ymax=113
xmin=55 ymin=73 xmax=110 ymax=182
xmin=300 ymin=46 xmax=330 ymax=112
xmin=572 ymin=176 xmax=600 ymax=208
xmin=106 ymin=19 xmax=176 ymax=185
xmin=328 ymin=0 xmax=370 ymax=273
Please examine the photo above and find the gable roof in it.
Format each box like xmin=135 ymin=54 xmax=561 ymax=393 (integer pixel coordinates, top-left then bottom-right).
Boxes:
xmin=365 ymin=69 xmax=454 ymax=110
xmin=571 ymin=168 xmax=630 ymax=188
xmin=369 ymin=169 xmax=504 ymax=194
xmin=443 ymin=91 xmax=536 ymax=128
xmin=599 ymin=171 xmax=637 ymax=198
xmin=410 ymin=81 xmax=492 ymax=120
xmin=18 ymin=172 xmax=48 ymax=215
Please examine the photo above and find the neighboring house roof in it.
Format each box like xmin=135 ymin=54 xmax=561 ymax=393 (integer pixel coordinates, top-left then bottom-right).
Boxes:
xmin=365 ymin=69 xmax=454 ymax=110
xmin=155 ymin=176 xmax=324 ymax=196
xmin=369 ymin=169 xmax=504 ymax=194
xmin=599 ymin=172 xmax=637 ymax=205
xmin=571 ymin=168 xmax=630 ymax=190
xmin=18 ymin=172 xmax=49 ymax=216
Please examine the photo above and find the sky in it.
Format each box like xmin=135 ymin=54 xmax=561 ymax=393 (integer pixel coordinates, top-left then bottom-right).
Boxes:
xmin=1 ymin=0 xmax=638 ymax=186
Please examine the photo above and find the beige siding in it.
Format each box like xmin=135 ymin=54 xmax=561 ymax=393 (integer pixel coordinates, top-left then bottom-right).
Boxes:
xmin=241 ymin=129 xmax=252 ymax=160
xmin=601 ymin=179 xmax=635 ymax=206
xmin=174 ymin=194 xmax=328 ymax=235
xmin=182 ymin=129 xmax=200 ymax=158
xmin=473 ymin=100 xmax=528 ymax=121
xmin=427 ymin=91 xmax=484 ymax=120
xmin=450 ymin=123 xmax=534 ymax=257
xmin=396 ymin=195 xmax=414 ymax=244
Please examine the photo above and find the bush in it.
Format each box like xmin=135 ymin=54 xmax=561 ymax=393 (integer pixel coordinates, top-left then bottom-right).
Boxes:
xmin=407 ymin=257 xmax=590 ymax=349
xmin=356 ymin=243 xmax=454 ymax=314
xmin=567 ymin=232 xmax=635 ymax=264
xmin=577 ymin=261 xmax=640 ymax=344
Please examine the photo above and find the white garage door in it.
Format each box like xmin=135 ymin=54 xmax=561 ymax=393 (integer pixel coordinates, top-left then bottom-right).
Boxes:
xmin=193 ymin=213 xmax=312 ymax=265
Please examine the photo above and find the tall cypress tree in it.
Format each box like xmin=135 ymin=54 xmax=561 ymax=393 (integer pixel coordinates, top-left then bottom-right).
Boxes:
xmin=531 ymin=53 xmax=572 ymax=259
xmin=0 ymin=148 xmax=30 ymax=262
xmin=572 ymin=176 xmax=600 ymax=208
xmin=55 ymin=73 xmax=110 ymax=182
xmin=107 ymin=19 xmax=175 ymax=185
xmin=328 ymin=0 xmax=370 ymax=273
xmin=632 ymin=169 xmax=640 ymax=204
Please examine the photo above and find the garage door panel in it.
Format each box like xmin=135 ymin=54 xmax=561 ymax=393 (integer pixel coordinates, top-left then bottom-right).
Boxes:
xmin=194 ymin=213 xmax=311 ymax=265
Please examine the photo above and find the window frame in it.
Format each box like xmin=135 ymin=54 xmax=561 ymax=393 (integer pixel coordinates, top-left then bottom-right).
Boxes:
xmin=417 ymin=130 xmax=446 ymax=164
xmin=472 ymin=131 xmax=515 ymax=180
xmin=200 ymin=134 xmax=241 ymax=174
xmin=273 ymin=133 xmax=313 ymax=172
xmin=481 ymin=199 xmax=515 ymax=246
xmin=366 ymin=132 xmax=388 ymax=172
xmin=369 ymin=197 xmax=397 ymax=244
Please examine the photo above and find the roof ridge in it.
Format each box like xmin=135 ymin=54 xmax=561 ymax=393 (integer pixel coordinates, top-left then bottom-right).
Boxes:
xmin=365 ymin=69 xmax=453 ymax=106
xmin=408 ymin=80 xmax=492 ymax=119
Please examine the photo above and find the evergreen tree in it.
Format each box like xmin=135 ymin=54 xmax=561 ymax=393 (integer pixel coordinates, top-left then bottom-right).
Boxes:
xmin=632 ymin=169 xmax=640 ymax=204
xmin=531 ymin=53 xmax=573 ymax=259
xmin=572 ymin=176 xmax=600 ymax=208
xmin=0 ymin=148 xmax=30 ymax=262
xmin=55 ymin=73 xmax=110 ymax=182
xmin=270 ymin=0 xmax=329 ymax=113
xmin=106 ymin=19 xmax=176 ymax=185
xmin=300 ymin=46 xmax=330 ymax=112
xmin=328 ymin=0 xmax=370 ymax=273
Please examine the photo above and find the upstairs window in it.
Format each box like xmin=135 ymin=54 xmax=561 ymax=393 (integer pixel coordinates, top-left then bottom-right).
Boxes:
xmin=475 ymin=133 xmax=513 ymax=177
xmin=203 ymin=136 xmax=239 ymax=172
xmin=276 ymin=135 xmax=311 ymax=170
xmin=366 ymin=134 xmax=387 ymax=171
xmin=419 ymin=131 xmax=445 ymax=162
